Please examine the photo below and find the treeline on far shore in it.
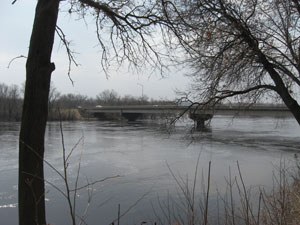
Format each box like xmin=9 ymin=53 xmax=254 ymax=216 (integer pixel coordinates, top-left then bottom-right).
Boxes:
xmin=0 ymin=83 xmax=174 ymax=121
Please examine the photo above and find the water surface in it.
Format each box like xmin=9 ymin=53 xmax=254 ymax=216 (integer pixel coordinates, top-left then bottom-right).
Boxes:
xmin=0 ymin=116 xmax=299 ymax=224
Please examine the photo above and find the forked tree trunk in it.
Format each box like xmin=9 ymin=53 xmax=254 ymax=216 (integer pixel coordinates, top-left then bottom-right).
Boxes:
xmin=19 ymin=1 xmax=59 ymax=225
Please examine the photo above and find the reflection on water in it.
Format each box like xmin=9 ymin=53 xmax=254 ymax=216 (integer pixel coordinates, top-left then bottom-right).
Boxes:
xmin=0 ymin=116 xmax=299 ymax=224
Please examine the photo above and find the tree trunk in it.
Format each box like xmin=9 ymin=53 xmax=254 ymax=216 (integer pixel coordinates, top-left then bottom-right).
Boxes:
xmin=19 ymin=1 xmax=59 ymax=225
xmin=225 ymin=13 xmax=300 ymax=125
xmin=257 ymin=51 xmax=300 ymax=125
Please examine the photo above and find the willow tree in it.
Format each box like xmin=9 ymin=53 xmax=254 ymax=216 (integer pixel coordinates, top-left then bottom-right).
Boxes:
xmin=162 ymin=0 xmax=300 ymax=125
xmin=17 ymin=1 xmax=166 ymax=224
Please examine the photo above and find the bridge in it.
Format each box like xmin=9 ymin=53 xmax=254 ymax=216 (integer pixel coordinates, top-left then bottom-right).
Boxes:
xmin=81 ymin=104 xmax=292 ymax=129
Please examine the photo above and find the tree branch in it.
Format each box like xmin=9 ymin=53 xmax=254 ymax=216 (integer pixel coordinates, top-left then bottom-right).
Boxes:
xmin=55 ymin=25 xmax=79 ymax=85
xmin=216 ymin=84 xmax=278 ymax=98
xmin=7 ymin=55 xmax=27 ymax=68
xmin=291 ymin=0 xmax=300 ymax=16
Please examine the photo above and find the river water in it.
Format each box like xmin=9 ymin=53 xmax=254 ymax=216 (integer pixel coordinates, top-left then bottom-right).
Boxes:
xmin=0 ymin=116 xmax=299 ymax=225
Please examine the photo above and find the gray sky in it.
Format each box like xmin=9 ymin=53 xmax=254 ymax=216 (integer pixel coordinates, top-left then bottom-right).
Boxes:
xmin=0 ymin=1 xmax=191 ymax=100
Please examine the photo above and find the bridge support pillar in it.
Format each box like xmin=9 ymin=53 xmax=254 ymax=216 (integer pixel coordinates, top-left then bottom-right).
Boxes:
xmin=189 ymin=113 xmax=213 ymax=130
xmin=122 ymin=113 xmax=142 ymax=121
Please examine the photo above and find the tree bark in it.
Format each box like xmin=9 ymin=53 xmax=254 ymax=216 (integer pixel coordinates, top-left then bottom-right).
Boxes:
xmin=19 ymin=1 xmax=59 ymax=225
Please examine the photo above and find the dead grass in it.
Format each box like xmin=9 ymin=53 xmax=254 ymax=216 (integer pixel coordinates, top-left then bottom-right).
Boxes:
xmin=287 ymin=179 xmax=300 ymax=225
xmin=48 ymin=108 xmax=85 ymax=121
xmin=152 ymin=159 xmax=300 ymax=225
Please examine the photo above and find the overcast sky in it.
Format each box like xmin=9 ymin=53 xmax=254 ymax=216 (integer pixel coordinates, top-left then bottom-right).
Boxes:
xmin=0 ymin=1 xmax=191 ymax=100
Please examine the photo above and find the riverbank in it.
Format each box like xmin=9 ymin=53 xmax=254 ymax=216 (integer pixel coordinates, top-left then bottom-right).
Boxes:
xmin=48 ymin=108 xmax=86 ymax=121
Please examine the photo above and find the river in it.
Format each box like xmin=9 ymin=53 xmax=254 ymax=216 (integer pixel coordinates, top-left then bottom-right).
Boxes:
xmin=0 ymin=116 xmax=299 ymax=225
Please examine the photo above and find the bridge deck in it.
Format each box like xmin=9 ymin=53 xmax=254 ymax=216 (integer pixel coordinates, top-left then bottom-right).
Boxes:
xmin=82 ymin=104 xmax=292 ymax=117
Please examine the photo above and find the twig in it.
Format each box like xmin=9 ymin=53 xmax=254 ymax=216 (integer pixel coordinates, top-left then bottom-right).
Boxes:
xmin=237 ymin=161 xmax=250 ymax=225
xmin=204 ymin=161 xmax=211 ymax=225
xmin=257 ymin=191 xmax=262 ymax=225
xmin=117 ymin=204 xmax=120 ymax=225
xmin=7 ymin=55 xmax=27 ymax=68
xmin=58 ymin=112 xmax=76 ymax=225
xmin=228 ymin=166 xmax=236 ymax=225
xmin=70 ymin=175 xmax=121 ymax=192
xmin=55 ymin=26 xmax=79 ymax=85
xmin=111 ymin=190 xmax=151 ymax=224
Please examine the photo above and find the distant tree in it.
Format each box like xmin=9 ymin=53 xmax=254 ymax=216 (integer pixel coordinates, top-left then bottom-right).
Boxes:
xmin=150 ymin=97 xmax=174 ymax=105
xmin=0 ymin=83 xmax=22 ymax=120
xmin=119 ymin=94 xmax=148 ymax=105
xmin=140 ymin=94 xmax=149 ymax=104
xmin=17 ymin=1 xmax=166 ymax=225
xmin=7 ymin=84 xmax=21 ymax=120
xmin=163 ymin=0 xmax=300 ymax=125
xmin=48 ymin=82 xmax=61 ymax=112
xmin=96 ymin=89 xmax=120 ymax=105
xmin=120 ymin=94 xmax=138 ymax=105
xmin=0 ymin=83 xmax=9 ymax=119
xmin=56 ymin=93 xmax=89 ymax=108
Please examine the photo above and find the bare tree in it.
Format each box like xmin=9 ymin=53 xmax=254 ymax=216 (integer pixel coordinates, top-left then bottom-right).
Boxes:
xmin=0 ymin=83 xmax=22 ymax=120
xmin=16 ymin=1 xmax=167 ymax=225
xmin=7 ymin=84 xmax=21 ymax=120
xmin=48 ymin=82 xmax=61 ymax=112
xmin=96 ymin=89 xmax=120 ymax=105
xmin=162 ymin=0 xmax=300 ymax=124
xmin=0 ymin=83 xmax=9 ymax=120
xmin=56 ymin=93 xmax=89 ymax=108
